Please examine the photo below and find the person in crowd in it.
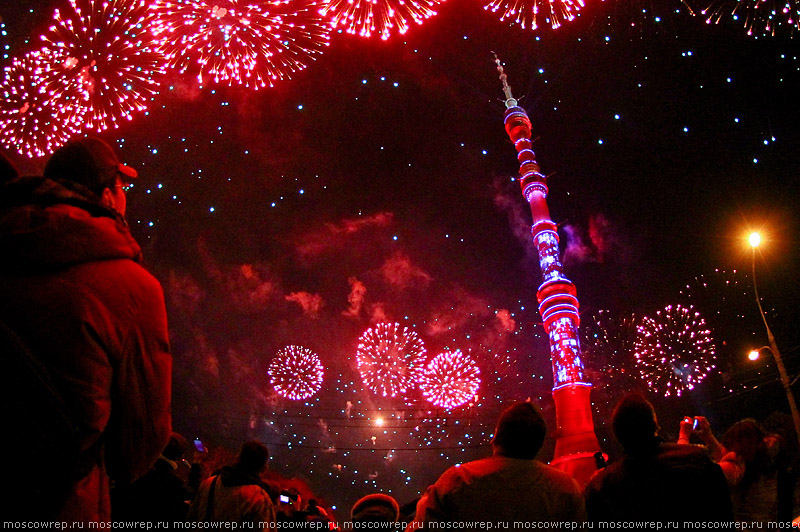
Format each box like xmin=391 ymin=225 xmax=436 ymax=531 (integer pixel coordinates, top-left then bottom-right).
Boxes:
xmin=114 ymin=432 xmax=194 ymax=520
xmin=276 ymin=486 xmax=307 ymax=522
xmin=187 ymin=440 xmax=276 ymax=524
xmin=719 ymin=418 xmax=787 ymax=522
xmin=351 ymin=493 xmax=400 ymax=523
xmin=584 ymin=393 xmax=732 ymax=521
xmin=408 ymin=401 xmax=585 ymax=526
xmin=0 ymin=137 xmax=172 ymax=521
xmin=305 ymin=498 xmax=333 ymax=523
xmin=0 ymin=151 xmax=19 ymax=183
xmin=681 ymin=413 xmax=794 ymax=521
xmin=763 ymin=412 xmax=800 ymax=520
xmin=677 ymin=415 xmax=726 ymax=460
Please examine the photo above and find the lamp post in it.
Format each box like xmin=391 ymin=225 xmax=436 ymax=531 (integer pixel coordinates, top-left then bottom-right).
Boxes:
xmin=748 ymin=232 xmax=800 ymax=445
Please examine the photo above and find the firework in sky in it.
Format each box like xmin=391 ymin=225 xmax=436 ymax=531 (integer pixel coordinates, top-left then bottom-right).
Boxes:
xmin=0 ymin=49 xmax=86 ymax=158
xmin=690 ymin=0 xmax=798 ymax=37
xmin=356 ymin=322 xmax=427 ymax=397
xmin=151 ymin=0 xmax=330 ymax=88
xmin=483 ymin=0 xmax=585 ymax=30
xmin=581 ymin=310 xmax=640 ymax=387
xmin=262 ymin=0 xmax=332 ymax=74
xmin=39 ymin=0 xmax=165 ymax=132
xmin=634 ymin=304 xmax=717 ymax=397
xmin=679 ymin=269 xmax=762 ymax=352
xmin=420 ymin=350 xmax=481 ymax=409
xmin=319 ymin=0 xmax=443 ymax=40
xmin=268 ymin=345 xmax=325 ymax=400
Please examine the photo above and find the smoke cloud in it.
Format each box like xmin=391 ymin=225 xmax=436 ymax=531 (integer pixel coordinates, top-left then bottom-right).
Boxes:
xmin=379 ymin=252 xmax=433 ymax=288
xmin=296 ymin=212 xmax=394 ymax=259
xmin=285 ymin=291 xmax=325 ymax=318
xmin=343 ymin=277 xmax=367 ymax=318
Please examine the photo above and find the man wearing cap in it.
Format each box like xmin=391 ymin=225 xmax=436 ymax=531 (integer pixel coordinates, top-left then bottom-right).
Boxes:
xmin=0 ymin=138 xmax=171 ymax=522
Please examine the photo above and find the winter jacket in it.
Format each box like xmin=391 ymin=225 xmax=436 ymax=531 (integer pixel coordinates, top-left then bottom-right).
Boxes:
xmin=186 ymin=466 xmax=276 ymax=524
xmin=0 ymin=176 xmax=172 ymax=522
xmin=584 ymin=441 xmax=734 ymax=521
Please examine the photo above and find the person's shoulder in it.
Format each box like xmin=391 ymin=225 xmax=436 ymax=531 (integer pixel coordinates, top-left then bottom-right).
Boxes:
xmin=533 ymin=461 xmax=583 ymax=494
xmin=94 ymin=258 xmax=165 ymax=306
xmin=431 ymin=457 xmax=495 ymax=485
xmin=117 ymin=261 xmax=163 ymax=291
xmin=195 ymin=474 xmax=219 ymax=493
xmin=236 ymin=483 xmax=275 ymax=503
xmin=658 ymin=442 xmax=715 ymax=465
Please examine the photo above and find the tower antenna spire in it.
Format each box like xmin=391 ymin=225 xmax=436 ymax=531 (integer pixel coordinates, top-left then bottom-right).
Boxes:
xmin=492 ymin=52 xmax=517 ymax=108
xmin=494 ymin=55 xmax=602 ymax=484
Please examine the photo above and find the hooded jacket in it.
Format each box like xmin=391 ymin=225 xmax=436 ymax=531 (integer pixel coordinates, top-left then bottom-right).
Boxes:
xmin=0 ymin=176 xmax=172 ymax=522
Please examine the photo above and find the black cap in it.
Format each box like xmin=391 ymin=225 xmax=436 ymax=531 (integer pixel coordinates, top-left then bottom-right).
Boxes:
xmin=43 ymin=137 xmax=137 ymax=195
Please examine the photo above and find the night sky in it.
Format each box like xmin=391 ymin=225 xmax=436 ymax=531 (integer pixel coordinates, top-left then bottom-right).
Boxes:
xmin=2 ymin=0 xmax=800 ymax=516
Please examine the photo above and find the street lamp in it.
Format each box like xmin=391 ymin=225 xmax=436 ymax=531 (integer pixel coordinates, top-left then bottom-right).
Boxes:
xmin=748 ymin=347 xmax=767 ymax=361
xmin=748 ymin=232 xmax=800 ymax=445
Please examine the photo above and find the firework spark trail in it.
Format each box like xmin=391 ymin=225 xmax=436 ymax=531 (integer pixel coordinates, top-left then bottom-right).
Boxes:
xmin=420 ymin=349 xmax=481 ymax=409
xmin=356 ymin=322 xmax=426 ymax=398
xmin=679 ymin=269 xmax=761 ymax=346
xmin=151 ymin=0 xmax=331 ymax=88
xmin=634 ymin=304 xmax=717 ymax=397
xmin=0 ymin=49 xmax=86 ymax=158
xmin=693 ymin=0 xmax=799 ymax=37
xmin=483 ymin=0 xmax=585 ymax=30
xmin=319 ymin=0 xmax=443 ymax=40
xmin=581 ymin=310 xmax=639 ymax=380
xmin=268 ymin=345 xmax=325 ymax=400
xmin=265 ymin=0 xmax=332 ymax=75
xmin=40 ymin=0 xmax=165 ymax=132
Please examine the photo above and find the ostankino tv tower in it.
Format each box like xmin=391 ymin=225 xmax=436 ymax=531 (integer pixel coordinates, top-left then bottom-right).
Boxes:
xmin=494 ymin=55 xmax=601 ymax=483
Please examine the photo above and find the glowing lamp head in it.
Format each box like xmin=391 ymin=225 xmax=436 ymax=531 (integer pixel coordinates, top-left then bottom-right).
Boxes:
xmin=749 ymin=232 xmax=761 ymax=248
xmin=748 ymin=349 xmax=760 ymax=361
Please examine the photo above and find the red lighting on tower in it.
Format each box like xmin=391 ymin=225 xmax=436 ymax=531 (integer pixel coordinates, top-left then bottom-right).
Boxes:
xmin=494 ymin=54 xmax=601 ymax=484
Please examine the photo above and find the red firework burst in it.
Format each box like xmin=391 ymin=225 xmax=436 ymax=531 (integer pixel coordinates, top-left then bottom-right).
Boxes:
xmin=319 ymin=0 xmax=443 ymax=40
xmin=483 ymin=0 xmax=585 ymax=30
xmin=356 ymin=322 xmax=427 ymax=397
xmin=634 ymin=304 xmax=717 ymax=398
xmin=420 ymin=350 xmax=481 ymax=409
xmin=150 ymin=0 xmax=331 ymax=89
xmin=39 ymin=0 xmax=165 ymax=132
xmin=268 ymin=345 xmax=325 ymax=400
xmin=0 ymin=49 xmax=86 ymax=158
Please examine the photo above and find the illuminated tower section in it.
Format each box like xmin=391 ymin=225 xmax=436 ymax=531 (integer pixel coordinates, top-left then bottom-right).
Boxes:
xmin=494 ymin=56 xmax=601 ymax=483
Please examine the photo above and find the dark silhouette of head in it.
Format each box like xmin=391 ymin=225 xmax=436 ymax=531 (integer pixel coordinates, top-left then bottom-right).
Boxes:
xmin=723 ymin=419 xmax=766 ymax=464
xmin=162 ymin=432 xmax=189 ymax=462
xmin=235 ymin=441 xmax=270 ymax=475
xmin=350 ymin=493 xmax=400 ymax=523
xmin=612 ymin=393 xmax=660 ymax=453
xmin=491 ymin=401 xmax=546 ymax=459
xmin=0 ymin=152 xmax=19 ymax=184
